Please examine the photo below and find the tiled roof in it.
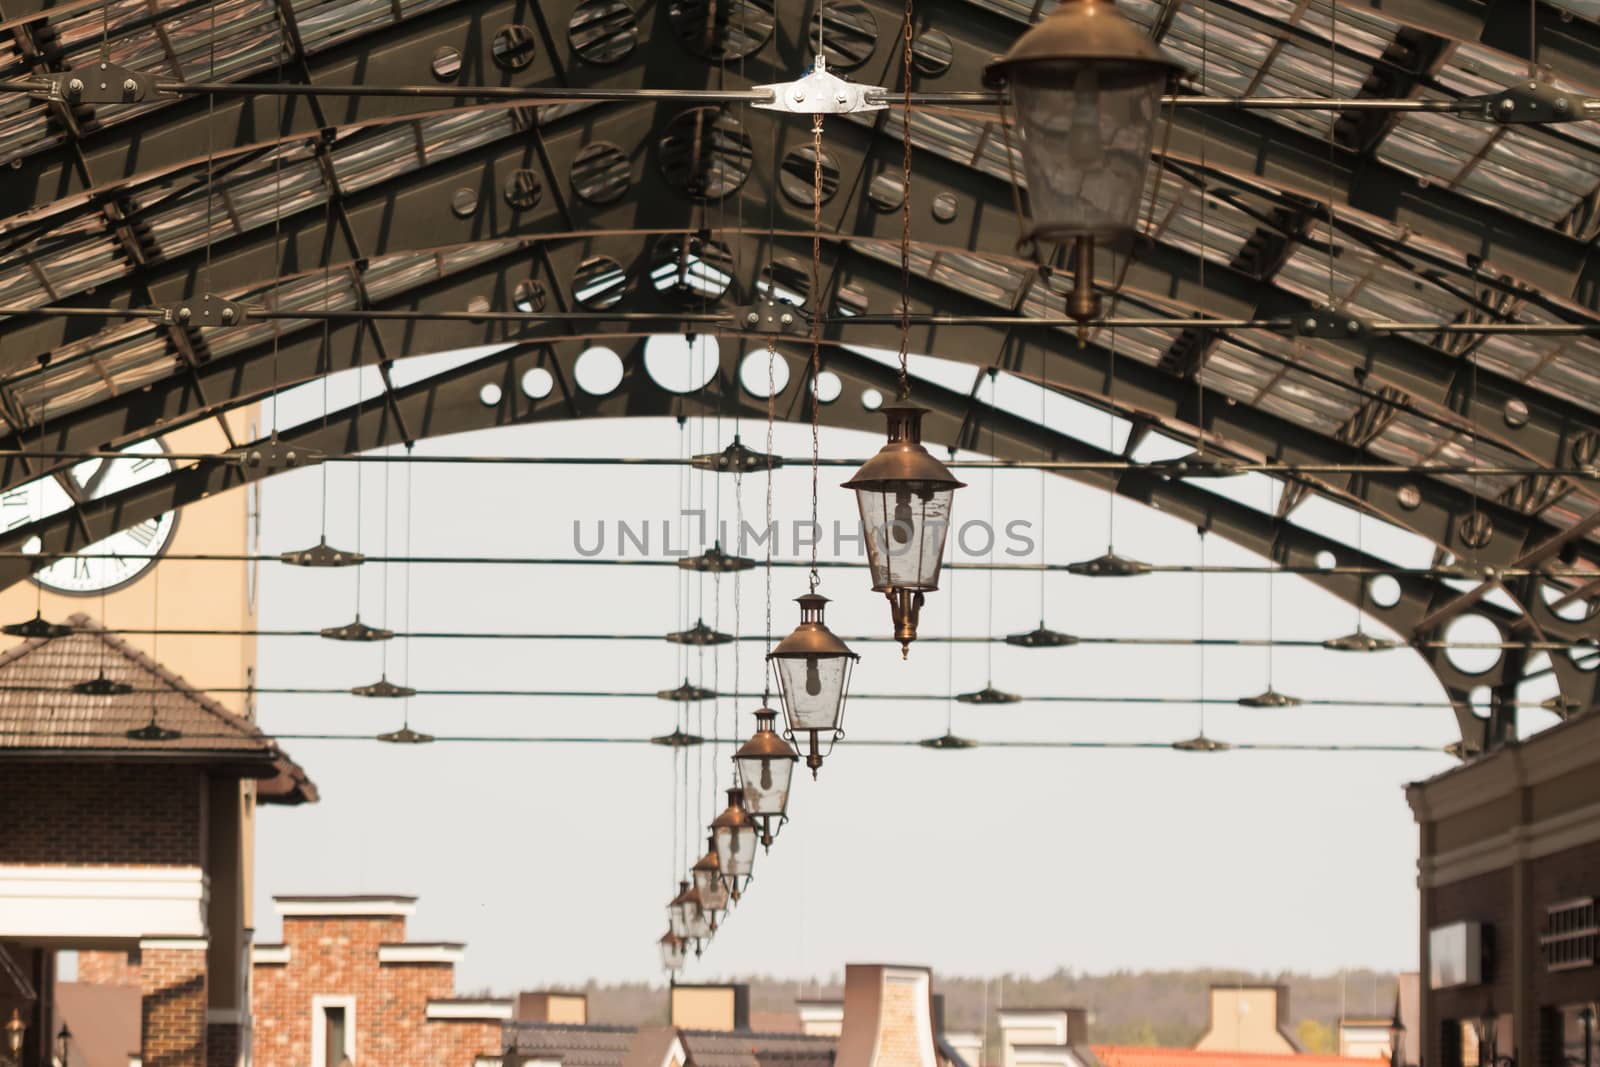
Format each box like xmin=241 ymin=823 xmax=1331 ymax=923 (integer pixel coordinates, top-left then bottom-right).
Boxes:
xmin=505 ymin=1023 xmax=836 ymax=1067
xmin=1094 ymin=1046 xmax=1378 ymax=1067
xmin=0 ymin=614 xmax=316 ymax=803
xmin=682 ymin=1028 xmax=836 ymax=1067
xmin=507 ymin=1022 xmax=640 ymax=1067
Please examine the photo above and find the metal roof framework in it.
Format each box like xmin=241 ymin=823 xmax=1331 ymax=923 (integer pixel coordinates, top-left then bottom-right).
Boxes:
xmin=1 ymin=0 xmax=1599 ymax=753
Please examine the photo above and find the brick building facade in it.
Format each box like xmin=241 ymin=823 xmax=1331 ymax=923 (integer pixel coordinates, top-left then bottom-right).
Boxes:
xmin=251 ymin=896 xmax=505 ymax=1067
xmin=0 ymin=620 xmax=317 ymax=1067
xmin=1408 ymin=712 xmax=1600 ymax=1067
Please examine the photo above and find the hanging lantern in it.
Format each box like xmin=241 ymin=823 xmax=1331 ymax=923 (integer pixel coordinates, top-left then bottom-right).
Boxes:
xmin=692 ymin=834 xmax=730 ymax=914
xmin=658 ymin=930 xmax=687 ymax=972
xmin=768 ymin=595 xmax=859 ymax=774
xmin=842 ymin=406 xmax=964 ymax=656
xmin=710 ymin=787 xmax=757 ymax=900
xmin=734 ymin=708 xmax=799 ymax=847
xmin=669 ymin=879 xmax=712 ymax=954
xmin=984 ymin=0 xmax=1182 ymax=323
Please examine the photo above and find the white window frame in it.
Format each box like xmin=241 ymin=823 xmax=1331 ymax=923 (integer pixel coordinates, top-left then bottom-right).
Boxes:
xmin=310 ymin=995 xmax=357 ymax=1067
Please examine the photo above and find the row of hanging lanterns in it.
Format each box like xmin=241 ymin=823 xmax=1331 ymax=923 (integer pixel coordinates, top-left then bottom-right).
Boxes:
xmin=662 ymin=0 xmax=1180 ymax=969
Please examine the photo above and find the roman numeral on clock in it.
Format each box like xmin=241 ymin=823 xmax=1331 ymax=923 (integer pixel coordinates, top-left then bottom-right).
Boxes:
xmin=126 ymin=518 xmax=161 ymax=549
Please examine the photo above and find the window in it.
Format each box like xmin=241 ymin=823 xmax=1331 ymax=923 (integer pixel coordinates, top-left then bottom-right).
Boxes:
xmin=1560 ymin=1005 xmax=1597 ymax=1067
xmin=1543 ymin=899 xmax=1597 ymax=972
xmin=311 ymin=996 xmax=356 ymax=1067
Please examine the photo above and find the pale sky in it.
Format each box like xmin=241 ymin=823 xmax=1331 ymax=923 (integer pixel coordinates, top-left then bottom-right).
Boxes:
xmin=247 ymin=345 xmax=1557 ymax=992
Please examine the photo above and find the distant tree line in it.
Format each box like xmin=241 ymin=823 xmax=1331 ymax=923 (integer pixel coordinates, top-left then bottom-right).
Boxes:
xmin=559 ymin=969 xmax=1398 ymax=1057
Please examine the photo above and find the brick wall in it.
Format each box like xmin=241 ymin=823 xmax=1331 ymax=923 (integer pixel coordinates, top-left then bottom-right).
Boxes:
xmin=0 ymin=763 xmax=203 ymax=865
xmin=142 ymin=945 xmax=208 ymax=1067
xmin=253 ymin=914 xmax=500 ymax=1067
xmin=79 ymin=948 xmax=142 ymax=985
xmin=876 ymin=977 xmax=929 ymax=1067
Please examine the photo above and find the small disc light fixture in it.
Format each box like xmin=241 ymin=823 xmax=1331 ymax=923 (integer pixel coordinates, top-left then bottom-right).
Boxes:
xmin=843 ymin=406 xmax=965 ymax=655
xmin=710 ymin=787 xmax=758 ymax=900
xmin=984 ymin=0 xmax=1183 ymax=327
xmin=768 ymin=595 xmax=859 ymax=775
xmin=734 ymin=708 xmax=799 ymax=848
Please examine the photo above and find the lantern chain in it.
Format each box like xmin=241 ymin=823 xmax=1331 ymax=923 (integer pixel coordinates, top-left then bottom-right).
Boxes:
xmin=897 ymin=0 xmax=915 ymax=401
xmin=763 ymin=335 xmax=776 ymax=708
xmin=810 ymin=113 xmax=825 ymax=594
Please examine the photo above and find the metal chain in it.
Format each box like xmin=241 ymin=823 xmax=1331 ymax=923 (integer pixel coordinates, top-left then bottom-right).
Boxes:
xmin=810 ymin=114 xmax=825 ymax=592
xmin=897 ymin=0 xmax=915 ymax=400
xmin=763 ymin=334 xmax=776 ymax=706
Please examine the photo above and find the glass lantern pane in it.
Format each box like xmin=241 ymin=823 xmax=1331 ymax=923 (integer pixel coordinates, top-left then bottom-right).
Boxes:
xmin=1012 ymin=69 xmax=1165 ymax=237
xmin=684 ymin=905 xmax=712 ymax=940
xmin=774 ymin=655 xmax=849 ymax=732
xmin=736 ymin=753 xmax=794 ymax=815
xmin=669 ymin=908 xmax=687 ymax=938
xmin=715 ymin=824 xmax=758 ymax=877
xmin=696 ymin=869 xmax=729 ymax=911
xmin=660 ymin=938 xmax=685 ymax=969
xmin=855 ymin=486 xmax=954 ymax=590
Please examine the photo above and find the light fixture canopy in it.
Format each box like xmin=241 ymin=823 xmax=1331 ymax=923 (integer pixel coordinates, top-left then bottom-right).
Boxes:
xmin=768 ymin=595 xmax=859 ymax=774
xmin=734 ymin=708 xmax=799 ymax=848
xmin=983 ymin=0 xmax=1182 ymax=244
xmin=843 ymin=405 xmax=965 ymax=655
xmin=691 ymin=834 xmax=731 ymax=914
xmin=710 ymin=787 xmax=758 ymax=900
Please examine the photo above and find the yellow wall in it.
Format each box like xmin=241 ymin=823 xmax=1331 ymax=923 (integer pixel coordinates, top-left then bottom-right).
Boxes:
xmin=1195 ymin=989 xmax=1296 ymax=1054
xmin=672 ymin=986 xmax=740 ymax=1032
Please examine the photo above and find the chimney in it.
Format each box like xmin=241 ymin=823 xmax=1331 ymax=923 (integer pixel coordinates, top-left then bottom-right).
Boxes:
xmin=1194 ymin=986 xmax=1295 ymax=1054
xmin=836 ymin=963 xmax=939 ymax=1067
xmin=997 ymin=1009 xmax=1091 ymax=1067
xmin=670 ymin=983 xmax=750 ymax=1032
xmin=516 ymin=992 xmax=589 ymax=1025
xmin=799 ymin=1001 xmax=845 ymax=1038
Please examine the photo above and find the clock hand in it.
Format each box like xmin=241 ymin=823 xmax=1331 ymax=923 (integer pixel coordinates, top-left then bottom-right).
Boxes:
xmin=77 ymin=457 xmax=113 ymax=499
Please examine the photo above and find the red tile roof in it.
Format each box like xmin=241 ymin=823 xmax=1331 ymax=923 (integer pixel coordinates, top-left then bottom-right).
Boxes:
xmin=0 ymin=614 xmax=316 ymax=803
xmin=1095 ymin=1047 xmax=1377 ymax=1067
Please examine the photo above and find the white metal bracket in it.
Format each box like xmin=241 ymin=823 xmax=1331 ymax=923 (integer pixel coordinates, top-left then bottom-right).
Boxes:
xmin=753 ymin=55 xmax=888 ymax=115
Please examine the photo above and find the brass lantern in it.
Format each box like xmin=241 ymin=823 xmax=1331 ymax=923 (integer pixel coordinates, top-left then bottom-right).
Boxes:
xmin=658 ymin=929 xmax=687 ymax=971
xmin=710 ymin=787 xmax=757 ymax=900
xmin=842 ymin=406 xmax=964 ymax=655
xmin=670 ymin=879 xmax=712 ymax=954
xmin=983 ymin=0 xmax=1182 ymax=323
xmin=692 ymin=834 xmax=731 ymax=914
xmin=768 ymin=595 xmax=858 ymax=774
xmin=5 ymin=1010 xmax=24 ymax=1060
xmin=735 ymin=708 xmax=799 ymax=848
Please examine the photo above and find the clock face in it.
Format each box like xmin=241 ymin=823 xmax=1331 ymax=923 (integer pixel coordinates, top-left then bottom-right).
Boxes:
xmin=3 ymin=439 xmax=179 ymax=596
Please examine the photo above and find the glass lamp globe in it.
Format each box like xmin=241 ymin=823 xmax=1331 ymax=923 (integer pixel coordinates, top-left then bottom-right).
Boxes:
xmin=711 ymin=787 xmax=757 ymax=900
xmin=983 ymin=0 xmax=1182 ymax=243
xmin=768 ymin=595 xmax=859 ymax=774
xmin=735 ymin=708 xmax=799 ymax=847
xmin=842 ymin=406 xmax=965 ymax=655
